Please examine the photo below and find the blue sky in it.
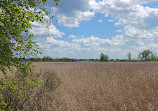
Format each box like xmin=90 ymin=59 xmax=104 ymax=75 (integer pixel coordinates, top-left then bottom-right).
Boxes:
xmin=30 ymin=0 xmax=158 ymax=59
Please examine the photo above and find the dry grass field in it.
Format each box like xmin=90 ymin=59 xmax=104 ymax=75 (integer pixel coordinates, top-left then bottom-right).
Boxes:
xmin=32 ymin=62 xmax=158 ymax=111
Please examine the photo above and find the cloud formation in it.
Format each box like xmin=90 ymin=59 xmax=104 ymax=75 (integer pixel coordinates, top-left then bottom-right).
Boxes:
xmin=33 ymin=0 xmax=158 ymax=59
xmin=53 ymin=0 xmax=95 ymax=28
xmin=30 ymin=21 xmax=65 ymax=37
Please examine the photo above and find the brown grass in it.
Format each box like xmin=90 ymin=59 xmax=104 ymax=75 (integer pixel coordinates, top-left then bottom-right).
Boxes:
xmin=32 ymin=62 xmax=158 ymax=111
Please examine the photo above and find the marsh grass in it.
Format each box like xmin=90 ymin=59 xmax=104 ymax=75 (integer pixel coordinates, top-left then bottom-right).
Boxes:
xmin=2 ymin=62 xmax=158 ymax=110
xmin=20 ymin=70 xmax=62 ymax=111
xmin=33 ymin=62 xmax=158 ymax=111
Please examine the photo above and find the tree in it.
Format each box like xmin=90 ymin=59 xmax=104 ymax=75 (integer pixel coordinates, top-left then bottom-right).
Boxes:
xmin=0 ymin=0 xmax=59 ymax=110
xmin=127 ymin=52 xmax=132 ymax=61
xmin=138 ymin=49 xmax=153 ymax=61
xmin=0 ymin=0 xmax=59 ymax=73
xmin=43 ymin=56 xmax=53 ymax=61
xmin=104 ymin=54 xmax=109 ymax=62
xmin=150 ymin=53 xmax=157 ymax=61
xmin=100 ymin=53 xmax=109 ymax=62
xmin=100 ymin=53 xmax=105 ymax=62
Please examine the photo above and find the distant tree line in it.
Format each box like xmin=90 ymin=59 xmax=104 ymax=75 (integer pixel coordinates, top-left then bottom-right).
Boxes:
xmin=20 ymin=49 xmax=158 ymax=62
xmin=100 ymin=49 xmax=158 ymax=62
xmin=29 ymin=56 xmax=76 ymax=62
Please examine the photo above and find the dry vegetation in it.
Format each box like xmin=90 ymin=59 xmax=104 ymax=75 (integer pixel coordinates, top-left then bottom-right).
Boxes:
xmin=0 ymin=66 xmax=61 ymax=111
xmin=31 ymin=62 xmax=158 ymax=111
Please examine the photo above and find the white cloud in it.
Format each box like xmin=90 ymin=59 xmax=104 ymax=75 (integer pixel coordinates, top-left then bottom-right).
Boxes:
xmin=56 ymin=11 xmax=94 ymax=28
xmin=38 ymin=43 xmax=50 ymax=49
xmin=53 ymin=0 xmax=95 ymax=28
xmin=89 ymin=0 xmax=100 ymax=10
xmin=36 ymin=31 xmax=158 ymax=59
xmin=46 ymin=37 xmax=70 ymax=47
xmin=98 ymin=20 xmax=102 ymax=22
xmin=72 ymin=36 xmax=121 ymax=47
xmin=68 ymin=35 xmax=77 ymax=39
xmin=124 ymin=25 xmax=158 ymax=41
xmin=30 ymin=21 xmax=65 ymax=37
xmin=53 ymin=0 xmax=158 ymax=28
xmin=91 ymin=0 xmax=158 ymax=55
xmin=108 ymin=19 xmax=114 ymax=22
xmin=36 ymin=35 xmax=126 ymax=59
xmin=95 ymin=0 xmax=158 ymax=28
xmin=116 ymin=29 xmax=123 ymax=32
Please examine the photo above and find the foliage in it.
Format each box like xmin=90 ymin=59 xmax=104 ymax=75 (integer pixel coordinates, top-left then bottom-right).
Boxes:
xmin=100 ymin=53 xmax=105 ymax=62
xmin=43 ymin=56 xmax=53 ymax=61
xmin=104 ymin=54 xmax=109 ymax=62
xmin=127 ymin=52 xmax=132 ymax=61
xmin=0 ymin=70 xmax=44 ymax=110
xmin=0 ymin=0 xmax=59 ymax=73
xmin=100 ymin=53 xmax=109 ymax=62
xmin=138 ymin=49 xmax=157 ymax=61
xmin=115 ymin=59 xmax=120 ymax=62
xmin=0 ymin=0 xmax=59 ymax=110
xmin=150 ymin=53 xmax=157 ymax=61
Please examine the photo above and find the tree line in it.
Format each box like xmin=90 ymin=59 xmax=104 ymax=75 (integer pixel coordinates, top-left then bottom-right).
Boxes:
xmin=29 ymin=56 xmax=76 ymax=62
xmin=29 ymin=49 xmax=158 ymax=62
xmin=100 ymin=49 xmax=158 ymax=62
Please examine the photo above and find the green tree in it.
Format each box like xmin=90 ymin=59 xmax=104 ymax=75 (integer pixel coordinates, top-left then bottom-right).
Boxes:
xmin=150 ymin=53 xmax=157 ymax=61
xmin=127 ymin=52 xmax=132 ymax=61
xmin=100 ymin=53 xmax=109 ymax=62
xmin=0 ymin=0 xmax=59 ymax=110
xmin=100 ymin=53 xmax=105 ymax=62
xmin=138 ymin=49 xmax=153 ymax=61
xmin=43 ymin=56 xmax=53 ymax=61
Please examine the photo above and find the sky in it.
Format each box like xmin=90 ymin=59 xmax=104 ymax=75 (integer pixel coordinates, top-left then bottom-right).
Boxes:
xmin=30 ymin=0 xmax=158 ymax=59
